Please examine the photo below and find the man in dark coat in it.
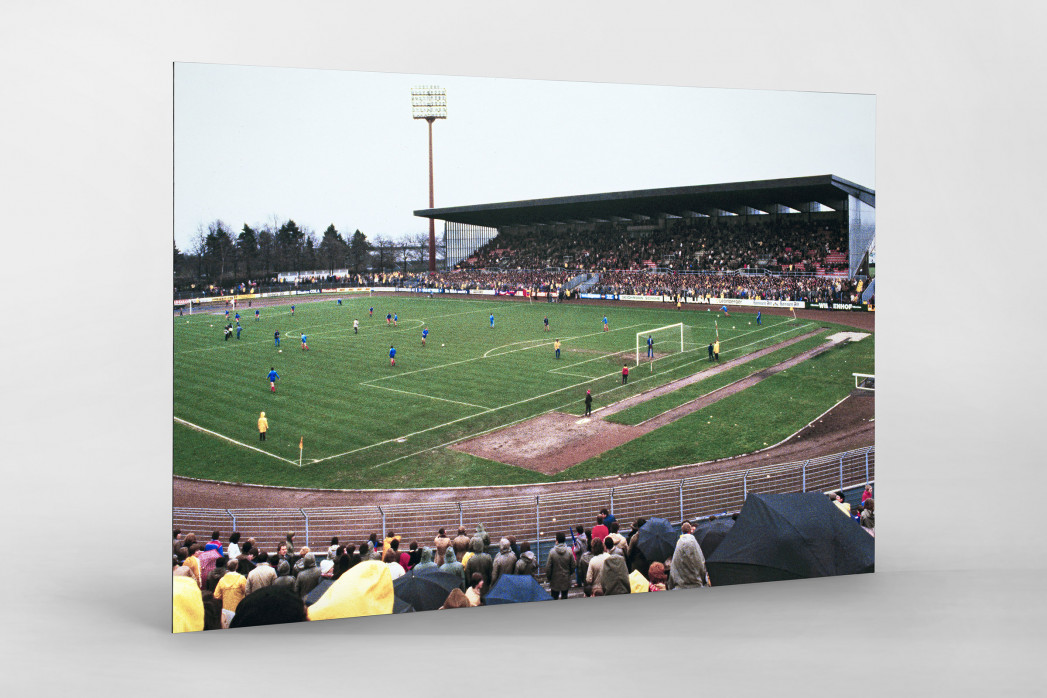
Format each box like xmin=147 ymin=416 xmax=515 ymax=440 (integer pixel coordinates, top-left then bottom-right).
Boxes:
xmin=490 ymin=538 xmax=518 ymax=589
xmin=464 ymin=536 xmax=493 ymax=597
xmin=545 ymin=532 xmax=576 ymax=600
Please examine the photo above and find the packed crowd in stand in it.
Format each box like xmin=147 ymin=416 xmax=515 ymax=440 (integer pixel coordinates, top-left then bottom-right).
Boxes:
xmin=461 ymin=218 xmax=849 ymax=274
xmin=173 ymin=489 xmax=874 ymax=631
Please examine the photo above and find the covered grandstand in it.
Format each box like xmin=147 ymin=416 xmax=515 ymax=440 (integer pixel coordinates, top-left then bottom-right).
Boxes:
xmin=416 ymin=175 xmax=875 ymax=277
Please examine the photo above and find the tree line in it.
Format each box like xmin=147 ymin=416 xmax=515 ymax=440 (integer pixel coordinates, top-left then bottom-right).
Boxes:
xmin=174 ymin=218 xmax=440 ymax=287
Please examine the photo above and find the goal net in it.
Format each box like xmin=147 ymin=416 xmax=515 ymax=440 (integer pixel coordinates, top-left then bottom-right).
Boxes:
xmin=636 ymin=323 xmax=686 ymax=366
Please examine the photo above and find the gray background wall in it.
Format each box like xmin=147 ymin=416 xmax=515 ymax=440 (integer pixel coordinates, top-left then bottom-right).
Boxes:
xmin=3 ymin=1 xmax=1044 ymax=694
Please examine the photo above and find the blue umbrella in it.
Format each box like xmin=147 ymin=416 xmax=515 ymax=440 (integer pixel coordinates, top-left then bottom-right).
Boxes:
xmin=485 ymin=574 xmax=552 ymax=605
xmin=637 ymin=517 xmax=677 ymax=564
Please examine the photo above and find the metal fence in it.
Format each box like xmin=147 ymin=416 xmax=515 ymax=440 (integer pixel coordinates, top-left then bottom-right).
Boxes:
xmin=174 ymin=447 xmax=873 ymax=567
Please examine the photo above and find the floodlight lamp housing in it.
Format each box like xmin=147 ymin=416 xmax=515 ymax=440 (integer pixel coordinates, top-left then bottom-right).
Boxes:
xmin=411 ymin=85 xmax=447 ymax=120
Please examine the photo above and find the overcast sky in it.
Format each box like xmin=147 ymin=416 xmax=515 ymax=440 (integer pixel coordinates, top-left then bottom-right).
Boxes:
xmin=174 ymin=64 xmax=874 ymax=251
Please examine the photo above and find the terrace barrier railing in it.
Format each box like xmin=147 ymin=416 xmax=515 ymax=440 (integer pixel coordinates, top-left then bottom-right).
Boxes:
xmin=174 ymin=446 xmax=873 ymax=569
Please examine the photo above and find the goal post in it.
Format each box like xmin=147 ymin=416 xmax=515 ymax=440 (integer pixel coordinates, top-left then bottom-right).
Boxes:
xmin=636 ymin=322 xmax=685 ymax=366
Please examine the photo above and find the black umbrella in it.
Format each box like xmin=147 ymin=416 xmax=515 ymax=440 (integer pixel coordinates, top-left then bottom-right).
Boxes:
xmin=693 ymin=519 xmax=735 ymax=559
xmin=392 ymin=568 xmax=462 ymax=612
xmin=706 ymin=492 xmax=874 ymax=586
xmin=636 ymin=517 xmax=677 ymax=563
xmin=393 ymin=596 xmax=415 ymax=614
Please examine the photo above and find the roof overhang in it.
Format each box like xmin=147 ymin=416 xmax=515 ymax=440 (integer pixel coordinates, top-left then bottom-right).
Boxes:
xmin=415 ymin=175 xmax=874 ymax=228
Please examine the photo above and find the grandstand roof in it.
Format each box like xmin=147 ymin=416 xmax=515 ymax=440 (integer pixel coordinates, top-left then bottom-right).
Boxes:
xmin=415 ymin=175 xmax=874 ymax=228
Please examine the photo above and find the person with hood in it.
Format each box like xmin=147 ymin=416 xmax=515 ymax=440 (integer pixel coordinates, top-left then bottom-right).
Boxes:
xmin=326 ymin=537 xmax=340 ymax=562
xmin=196 ymin=544 xmax=223 ymax=588
xmin=669 ymin=532 xmax=710 ymax=589
xmin=173 ymin=575 xmax=205 ymax=633
xmin=451 ymin=527 xmax=471 ymax=561
xmin=306 ymin=561 xmax=394 ymax=621
xmin=474 ymin=523 xmax=490 ymax=548
xmin=258 ymin=411 xmax=269 ymax=441
xmin=599 ymin=554 xmax=631 ymax=596
xmin=272 ymin=560 xmax=295 ymax=590
xmin=490 ymin=538 xmax=517 ymax=588
xmin=440 ymin=544 xmax=467 ymax=590
xmin=412 ymin=547 xmax=438 ymax=572
xmin=514 ymin=542 xmax=538 ymax=577
xmin=294 ymin=553 xmax=322 ymax=598
xmin=545 ymin=532 xmax=575 ymax=600
xmin=463 ymin=536 xmax=493 ymax=597
xmin=433 ymin=528 xmax=452 ymax=566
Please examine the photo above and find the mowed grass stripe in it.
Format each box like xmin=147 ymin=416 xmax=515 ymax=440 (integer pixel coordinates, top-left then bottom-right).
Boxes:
xmin=604 ymin=332 xmax=830 ymax=425
xmin=550 ymin=337 xmax=874 ymax=481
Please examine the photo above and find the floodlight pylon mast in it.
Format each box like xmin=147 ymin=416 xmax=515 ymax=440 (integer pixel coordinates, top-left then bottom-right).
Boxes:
xmin=411 ymin=86 xmax=447 ymax=273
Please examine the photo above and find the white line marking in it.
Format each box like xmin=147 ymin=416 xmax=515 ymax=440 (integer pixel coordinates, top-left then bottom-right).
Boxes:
xmin=174 ymin=416 xmax=298 ymax=465
xmin=362 ymin=383 xmax=492 ymax=410
xmin=364 ymin=323 xmax=822 ymax=471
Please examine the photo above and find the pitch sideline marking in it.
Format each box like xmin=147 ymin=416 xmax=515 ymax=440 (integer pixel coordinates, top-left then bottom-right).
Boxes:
xmin=174 ymin=416 xmax=299 ymax=465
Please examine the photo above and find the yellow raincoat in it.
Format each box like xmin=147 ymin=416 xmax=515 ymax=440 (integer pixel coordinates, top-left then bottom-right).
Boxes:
xmin=173 ymin=576 xmax=204 ymax=633
xmin=258 ymin=412 xmax=268 ymax=434
xmin=306 ymin=561 xmax=394 ymax=621
xmin=628 ymin=569 xmax=650 ymax=594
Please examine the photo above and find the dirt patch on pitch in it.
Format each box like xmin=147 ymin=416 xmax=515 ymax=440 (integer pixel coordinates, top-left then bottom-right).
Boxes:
xmin=452 ymin=329 xmax=831 ymax=474
xmin=452 ymin=413 xmax=645 ymax=475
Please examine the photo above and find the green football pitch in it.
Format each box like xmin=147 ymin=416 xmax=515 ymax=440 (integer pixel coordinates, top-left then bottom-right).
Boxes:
xmin=173 ymin=295 xmax=873 ymax=489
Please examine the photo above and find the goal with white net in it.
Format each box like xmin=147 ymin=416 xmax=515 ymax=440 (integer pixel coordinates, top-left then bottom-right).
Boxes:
xmin=635 ymin=323 xmax=686 ymax=366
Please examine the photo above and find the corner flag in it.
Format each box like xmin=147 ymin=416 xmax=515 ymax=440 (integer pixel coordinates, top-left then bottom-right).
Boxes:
xmin=299 ymin=437 xmax=303 ymax=467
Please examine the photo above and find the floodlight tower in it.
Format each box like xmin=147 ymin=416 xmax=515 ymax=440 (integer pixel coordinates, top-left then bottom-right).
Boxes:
xmin=411 ymin=85 xmax=447 ymax=272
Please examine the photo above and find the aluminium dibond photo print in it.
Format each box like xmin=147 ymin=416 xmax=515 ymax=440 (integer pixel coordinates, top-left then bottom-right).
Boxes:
xmin=172 ymin=64 xmax=876 ymax=632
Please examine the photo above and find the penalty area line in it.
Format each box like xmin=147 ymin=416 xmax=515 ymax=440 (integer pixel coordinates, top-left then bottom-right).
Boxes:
xmin=174 ymin=417 xmax=299 ymax=465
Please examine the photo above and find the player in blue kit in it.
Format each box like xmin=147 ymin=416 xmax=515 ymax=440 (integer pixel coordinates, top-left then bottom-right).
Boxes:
xmin=386 ymin=313 xmax=392 ymax=326
xmin=267 ymin=367 xmax=280 ymax=393
xmin=290 ymin=305 xmax=295 ymax=315
xmin=369 ymin=307 xmax=374 ymax=318
xmin=300 ymin=333 xmax=308 ymax=351
xmin=647 ymin=335 xmax=654 ymax=358
xmin=603 ymin=316 xmax=609 ymax=332
xmin=756 ymin=311 xmax=762 ymax=325
xmin=236 ymin=323 xmax=242 ymax=340
xmin=235 ymin=312 xmax=240 ymax=322
xmin=255 ymin=309 xmax=260 ymax=321
xmin=421 ymin=327 xmax=428 ymax=347
xmin=393 ymin=314 xmax=398 ymax=326
xmin=389 ymin=345 xmax=396 ymax=367
xmin=720 ymin=305 xmax=730 ymax=318
xmin=489 ymin=314 xmax=494 ymax=328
